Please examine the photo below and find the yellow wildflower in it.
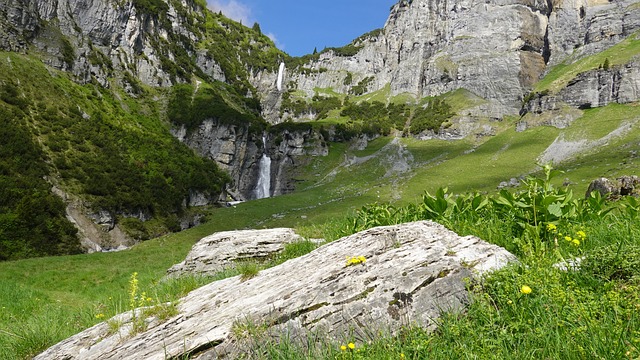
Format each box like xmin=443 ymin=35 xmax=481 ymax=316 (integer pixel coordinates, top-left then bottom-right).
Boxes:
xmin=564 ymin=236 xmax=572 ymax=242
xmin=520 ymin=285 xmax=532 ymax=295
xmin=340 ymin=345 xmax=347 ymax=351
xmin=95 ymin=313 xmax=105 ymax=320
xmin=345 ymin=256 xmax=367 ymax=267
xmin=348 ymin=342 xmax=356 ymax=349
xmin=576 ymin=230 xmax=586 ymax=239
xmin=546 ymin=223 xmax=557 ymax=232
xmin=572 ymin=239 xmax=580 ymax=247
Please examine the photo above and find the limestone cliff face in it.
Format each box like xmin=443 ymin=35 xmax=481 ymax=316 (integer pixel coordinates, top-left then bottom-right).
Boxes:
xmin=524 ymin=60 xmax=640 ymax=114
xmin=0 ymin=0 xmax=225 ymax=87
xmin=547 ymin=0 xmax=640 ymax=66
xmin=273 ymin=0 xmax=640 ymax=117
xmin=172 ymin=121 xmax=328 ymax=201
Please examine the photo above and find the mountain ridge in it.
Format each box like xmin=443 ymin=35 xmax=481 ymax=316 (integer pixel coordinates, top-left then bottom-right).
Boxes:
xmin=1 ymin=0 xmax=640 ymax=260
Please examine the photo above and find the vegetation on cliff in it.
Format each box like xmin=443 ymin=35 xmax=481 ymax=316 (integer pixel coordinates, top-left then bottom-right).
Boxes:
xmin=0 ymin=52 xmax=230 ymax=258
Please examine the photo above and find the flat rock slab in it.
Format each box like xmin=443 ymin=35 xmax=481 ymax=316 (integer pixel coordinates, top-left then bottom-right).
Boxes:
xmin=36 ymin=221 xmax=517 ymax=360
xmin=166 ymin=228 xmax=303 ymax=277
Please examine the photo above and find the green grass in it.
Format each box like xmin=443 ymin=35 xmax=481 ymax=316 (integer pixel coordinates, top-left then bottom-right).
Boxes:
xmin=197 ymin=189 xmax=640 ymax=359
xmin=352 ymin=83 xmax=391 ymax=103
xmin=534 ymin=32 xmax=640 ymax=94
xmin=561 ymin=103 xmax=640 ymax=141
xmin=440 ymin=88 xmax=488 ymax=113
xmin=3 ymin=98 xmax=640 ymax=357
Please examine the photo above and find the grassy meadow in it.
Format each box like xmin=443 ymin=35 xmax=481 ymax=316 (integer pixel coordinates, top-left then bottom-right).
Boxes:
xmin=1 ymin=97 xmax=640 ymax=358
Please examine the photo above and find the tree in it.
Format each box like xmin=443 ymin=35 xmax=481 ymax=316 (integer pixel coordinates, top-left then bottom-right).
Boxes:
xmin=603 ymin=58 xmax=610 ymax=70
xmin=252 ymin=22 xmax=262 ymax=35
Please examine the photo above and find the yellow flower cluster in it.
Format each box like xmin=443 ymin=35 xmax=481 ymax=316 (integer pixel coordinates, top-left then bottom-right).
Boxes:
xmin=566 ymin=229 xmax=586 ymax=247
xmin=546 ymin=223 xmax=586 ymax=247
xmin=345 ymin=255 xmax=366 ymax=267
xmin=340 ymin=342 xmax=356 ymax=351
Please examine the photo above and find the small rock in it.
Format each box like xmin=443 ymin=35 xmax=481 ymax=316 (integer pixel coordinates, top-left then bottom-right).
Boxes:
xmin=165 ymin=228 xmax=303 ymax=278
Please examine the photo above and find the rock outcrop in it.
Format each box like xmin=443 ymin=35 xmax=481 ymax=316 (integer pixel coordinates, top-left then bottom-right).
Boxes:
xmin=0 ymin=0 xmax=212 ymax=87
xmin=586 ymin=175 xmax=640 ymax=198
xmin=166 ymin=228 xmax=303 ymax=277
xmin=173 ymin=121 xmax=328 ymax=201
xmin=35 ymin=221 xmax=517 ymax=360
xmin=524 ymin=60 xmax=640 ymax=114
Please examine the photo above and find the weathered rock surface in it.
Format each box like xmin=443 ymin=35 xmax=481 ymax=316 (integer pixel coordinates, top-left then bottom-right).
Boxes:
xmin=524 ymin=60 xmax=640 ymax=114
xmin=166 ymin=228 xmax=303 ymax=278
xmin=257 ymin=0 xmax=640 ymax=120
xmin=36 ymin=221 xmax=517 ymax=360
xmin=173 ymin=121 xmax=328 ymax=201
xmin=0 ymin=0 xmax=212 ymax=87
xmin=586 ymin=175 xmax=640 ymax=198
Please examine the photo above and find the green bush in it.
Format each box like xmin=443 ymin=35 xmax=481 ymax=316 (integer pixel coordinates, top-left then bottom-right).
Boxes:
xmin=349 ymin=76 xmax=374 ymax=96
xmin=409 ymin=98 xmax=453 ymax=134
xmin=167 ymin=83 xmax=265 ymax=133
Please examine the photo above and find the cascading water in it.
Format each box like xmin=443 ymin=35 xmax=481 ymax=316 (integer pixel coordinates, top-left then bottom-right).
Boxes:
xmin=254 ymin=135 xmax=271 ymax=199
xmin=276 ymin=62 xmax=285 ymax=91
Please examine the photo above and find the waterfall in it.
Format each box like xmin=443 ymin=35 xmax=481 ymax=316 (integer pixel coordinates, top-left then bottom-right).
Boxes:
xmin=276 ymin=62 xmax=285 ymax=91
xmin=254 ymin=135 xmax=271 ymax=199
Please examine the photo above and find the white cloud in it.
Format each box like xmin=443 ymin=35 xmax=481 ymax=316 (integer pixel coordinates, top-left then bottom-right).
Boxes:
xmin=207 ymin=0 xmax=252 ymax=25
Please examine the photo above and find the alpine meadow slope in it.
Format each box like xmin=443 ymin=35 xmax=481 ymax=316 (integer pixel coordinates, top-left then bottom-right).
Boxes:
xmin=0 ymin=0 xmax=640 ymax=358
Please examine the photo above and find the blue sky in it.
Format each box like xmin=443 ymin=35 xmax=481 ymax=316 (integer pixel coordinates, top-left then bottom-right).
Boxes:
xmin=206 ymin=1 xmax=398 ymax=56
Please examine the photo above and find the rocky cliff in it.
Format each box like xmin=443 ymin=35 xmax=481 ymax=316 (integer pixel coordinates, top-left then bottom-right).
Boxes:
xmin=524 ymin=59 xmax=640 ymax=114
xmin=173 ymin=121 xmax=328 ymax=200
xmin=278 ymin=0 xmax=640 ymax=118
xmin=0 ymin=0 xmax=232 ymax=88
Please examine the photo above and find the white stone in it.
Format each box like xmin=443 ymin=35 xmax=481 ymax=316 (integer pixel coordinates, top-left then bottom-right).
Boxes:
xmin=36 ymin=221 xmax=516 ymax=360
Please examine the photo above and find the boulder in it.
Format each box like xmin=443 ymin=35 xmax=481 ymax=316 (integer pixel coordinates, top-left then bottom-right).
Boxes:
xmin=35 ymin=221 xmax=517 ymax=360
xmin=619 ymin=175 xmax=640 ymax=196
xmin=586 ymin=176 xmax=639 ymax=198
xmin=166 ymin=228 xmax=304 ymax=278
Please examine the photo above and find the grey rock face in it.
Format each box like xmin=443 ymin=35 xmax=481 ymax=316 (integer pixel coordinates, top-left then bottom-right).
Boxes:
xmin=273 ymin=0 xmax=551 ymax=117
xmin=35 ymin=221 xmax=517 ymax=360
xmin=586 ymin=175 xmax=640 ymax=198
xmin=166 ymin=228 xmax=303 ymax=277
xmin=268 ymin=0 xmax=640 ymax=119
xmin=172 ymin=121 xmax=262 ymax=201
xmin=524 ymin=60 xmax=640 ymax=114
xmin=270 ymin=128 xmax=328 ymax=196
xmin=0 ymin=0 xmax=223 ymax=88
xmin=174 ymin=121 xmax=328 ymax=201
xmin=547 ymin=0 xmax=640 ymax=67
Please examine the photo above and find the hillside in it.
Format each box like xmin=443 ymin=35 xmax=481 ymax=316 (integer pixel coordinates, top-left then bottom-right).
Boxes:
xmin=0 ymin=0 xmax=285 ymax=257
xmin=0 ymin=0 xmax=640 ymax=356
xmin=1 ymin=0 xmax=640 ymax=259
